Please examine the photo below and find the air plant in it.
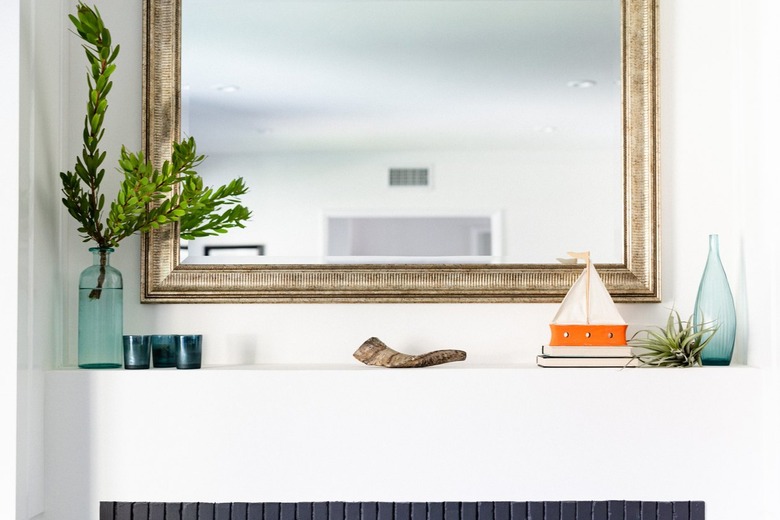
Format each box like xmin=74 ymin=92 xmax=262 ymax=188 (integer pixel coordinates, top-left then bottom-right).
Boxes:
xmin=629 ymin=309 xmax=719 ymax=367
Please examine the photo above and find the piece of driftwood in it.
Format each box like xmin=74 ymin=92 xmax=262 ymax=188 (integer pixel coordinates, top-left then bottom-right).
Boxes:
xmin=353 ymin=337 xmax=467 ymax=368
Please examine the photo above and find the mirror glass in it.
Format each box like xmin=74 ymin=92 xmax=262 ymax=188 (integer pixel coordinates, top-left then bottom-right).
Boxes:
xmin=180 ymin=0 xmax=623 ymax=265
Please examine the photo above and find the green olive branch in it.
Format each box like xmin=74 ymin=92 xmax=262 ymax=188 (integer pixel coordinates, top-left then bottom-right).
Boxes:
xmin=60 ymin=2 xmax=252 ymax=253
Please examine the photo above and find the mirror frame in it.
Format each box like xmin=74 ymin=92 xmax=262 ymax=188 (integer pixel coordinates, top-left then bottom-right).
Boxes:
xmin=141 ymin=0 xmax=659 ymax=303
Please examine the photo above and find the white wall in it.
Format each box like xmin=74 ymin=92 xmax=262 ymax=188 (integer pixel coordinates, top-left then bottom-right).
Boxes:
xmin=66 ymin=0 xmax=772 ymax=369
xmin=18 ymin=1 xmax=71 ymax=518
xmin=17 ymin=0 xmax=780 ymax=519
xmin=2 ymin=2 xmax=20 ymax=519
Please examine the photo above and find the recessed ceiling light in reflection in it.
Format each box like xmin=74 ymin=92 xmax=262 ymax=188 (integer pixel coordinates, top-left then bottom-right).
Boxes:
xmin=567 ymin=80 xmax=597 ymax=88
xmin=214 ymin=84 xmax=240 ymax=93
xmin=535 ymin=126 xmax=557 ymax=134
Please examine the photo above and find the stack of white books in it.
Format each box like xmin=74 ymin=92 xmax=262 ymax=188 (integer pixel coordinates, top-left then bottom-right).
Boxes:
xmin=536 ymin=345 xmax=639 ymax=368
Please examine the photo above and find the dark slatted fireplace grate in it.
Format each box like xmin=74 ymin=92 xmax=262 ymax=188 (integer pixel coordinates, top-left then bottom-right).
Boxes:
xmin=99 ymin=501 xmax=704 ymax=520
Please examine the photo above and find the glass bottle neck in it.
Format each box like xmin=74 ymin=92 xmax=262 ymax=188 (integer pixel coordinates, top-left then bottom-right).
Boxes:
xmin=90 ymin=247 xmax=114 ymax=266
xmin=708 ymin=234 xmax=719 ymax=252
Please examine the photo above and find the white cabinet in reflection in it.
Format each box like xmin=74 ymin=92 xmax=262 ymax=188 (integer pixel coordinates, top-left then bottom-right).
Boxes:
xmin=326 ymin=214 xmax=498 ymax=258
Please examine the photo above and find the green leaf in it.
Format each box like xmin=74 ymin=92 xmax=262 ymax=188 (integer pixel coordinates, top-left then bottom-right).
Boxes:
xmin=109 ymin=44 xmax=120 ymax=63
xmin=90 ymin=113 xmax=101 ymax=132
xmin=100 ymin=28 xmax=111 ymax=47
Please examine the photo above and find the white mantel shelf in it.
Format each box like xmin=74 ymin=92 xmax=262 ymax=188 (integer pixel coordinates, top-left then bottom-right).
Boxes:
xmin=50 ymin=362 xmax=759 ymax=371
xmin=45 ymin=364 xmax=769 ymax=520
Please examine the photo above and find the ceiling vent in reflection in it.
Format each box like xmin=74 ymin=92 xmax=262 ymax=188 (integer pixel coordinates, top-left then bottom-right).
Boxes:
xmin=389 ymin=168 xmax=430 ymax=187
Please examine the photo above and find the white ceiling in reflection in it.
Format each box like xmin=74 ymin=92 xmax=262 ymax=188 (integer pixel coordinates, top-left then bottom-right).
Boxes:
xmin=181 ymin=0 xmax=621 ymax=155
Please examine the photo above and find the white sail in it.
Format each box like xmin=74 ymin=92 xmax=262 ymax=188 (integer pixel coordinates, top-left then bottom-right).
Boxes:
xmin=551 ymin=263 xmax=625 ymax=325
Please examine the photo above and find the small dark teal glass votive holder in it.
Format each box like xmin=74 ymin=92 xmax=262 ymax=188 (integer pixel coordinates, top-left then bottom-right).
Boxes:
xmin=150 ymin=334 xmax=177 ymax=368
xmin=122 ymin=335 xmax=151 ymax=369
xmin=175 ymin=334 xmax=202 ymax=369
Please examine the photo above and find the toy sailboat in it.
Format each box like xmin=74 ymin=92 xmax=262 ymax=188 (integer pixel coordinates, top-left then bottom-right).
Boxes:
xmin=549 ymin=252 xmax=627 ymax=347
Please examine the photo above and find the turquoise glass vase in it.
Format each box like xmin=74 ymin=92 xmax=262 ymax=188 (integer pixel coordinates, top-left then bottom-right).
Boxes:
xmin=78 ymin=247 xmax=123 ymax=368
xmin=694 ymin=234 xmax=736 ymax=365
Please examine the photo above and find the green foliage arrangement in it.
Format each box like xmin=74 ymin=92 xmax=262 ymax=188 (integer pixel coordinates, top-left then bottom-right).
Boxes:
xmin=60 ymin=2 xmax=251 ymax=255
xmin=629 ymin=309 xmax=718 ymax=367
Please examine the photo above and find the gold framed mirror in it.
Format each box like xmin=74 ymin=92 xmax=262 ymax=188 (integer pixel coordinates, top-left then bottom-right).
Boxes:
xmin=141 ymin=0 xmax=658 ymax=303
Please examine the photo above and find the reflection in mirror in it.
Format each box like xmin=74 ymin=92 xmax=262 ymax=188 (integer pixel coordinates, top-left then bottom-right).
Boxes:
xmin=180 ymin=0 xmax=623 ymax=265
xmin=141 ymin=0 xmax=658 ymax=302
xmin=327 ymin=216 xmax=494 ymax=257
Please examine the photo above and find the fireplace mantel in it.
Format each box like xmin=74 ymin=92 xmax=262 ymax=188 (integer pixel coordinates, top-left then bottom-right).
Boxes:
xmin=45 ymin=366 xmax=764 ymax=520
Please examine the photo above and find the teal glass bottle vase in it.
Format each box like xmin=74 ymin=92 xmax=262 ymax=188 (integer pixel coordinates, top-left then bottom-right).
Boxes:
xmin=694 ymin=234 xmax=736 ymax=366
xmin=78 ymin=247 xmax=123 ymax=368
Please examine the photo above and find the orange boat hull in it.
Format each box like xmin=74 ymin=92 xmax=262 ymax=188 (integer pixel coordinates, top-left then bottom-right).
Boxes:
xmin=549 ymin=324 xmax=628 ymax=346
